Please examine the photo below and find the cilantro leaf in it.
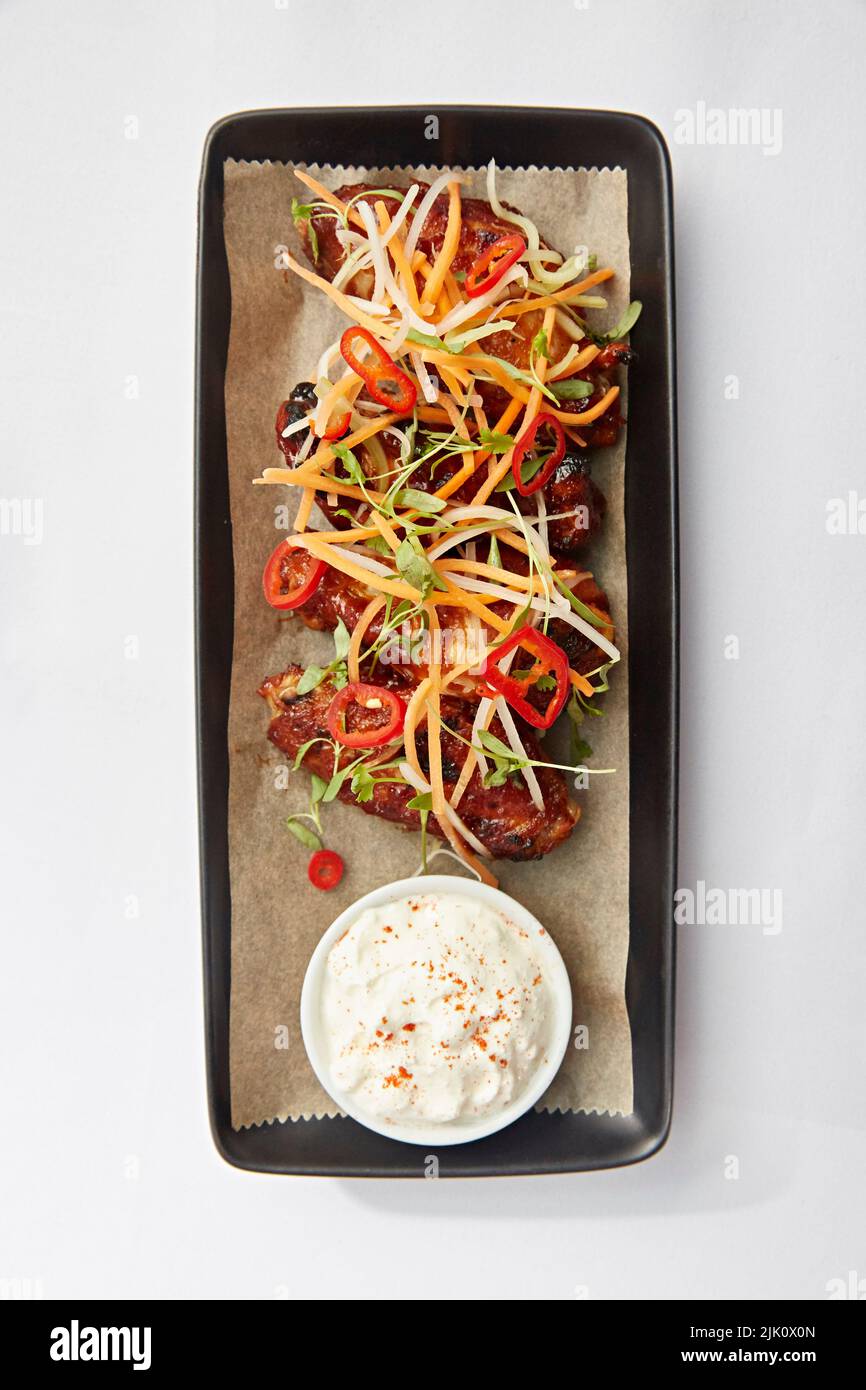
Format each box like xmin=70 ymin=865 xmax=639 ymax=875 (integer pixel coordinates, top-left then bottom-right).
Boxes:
xmin=532 ymin=328 xmax=550 ymax=359
xmin=350 ymin=765 xmax=376 ymax=803
xmin=365 ymin=535 xmax=393 ymax=556
xmin=394 ymin=487 xmax=447 ymax=514
xmin=286 ymin=818 xmax=322 ymax=851
xmin=332 ymin=442 xmax=366 ymax=487
xmin=478 ymin=729 xmax=517 ymax=761
xmin=296 ymin=664 xmax=327 ymax=695
xmin=333 ymin=618 xmax=351 ymax=662
xmin=595 ymin=300 xmax=642 ymax=344
xmin=550 ymin=379 xmax=594 ymax=401
xmin=290 ymin=197 xmax=319 ymax=261
xmin=478 ymin=429 xmax=515 ymax=453
xmin=395 ymin=535 xmax=448 ymax=597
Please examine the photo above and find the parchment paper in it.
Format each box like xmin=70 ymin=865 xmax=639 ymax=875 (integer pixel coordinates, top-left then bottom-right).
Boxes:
xmin=222 ymin=160 xmax=632 ymax=1129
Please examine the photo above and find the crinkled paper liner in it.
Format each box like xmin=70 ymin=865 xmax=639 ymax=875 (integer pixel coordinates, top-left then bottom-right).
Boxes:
xmin=222 ymin=159 xmax=633 ymax=1131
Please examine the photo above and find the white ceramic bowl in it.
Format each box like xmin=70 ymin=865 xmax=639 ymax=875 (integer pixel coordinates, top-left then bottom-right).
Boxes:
xmin=300 ymin=875 xmax=573 ymax=1147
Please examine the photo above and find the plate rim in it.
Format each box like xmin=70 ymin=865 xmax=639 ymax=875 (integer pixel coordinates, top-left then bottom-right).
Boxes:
xmin=195 ymin=104 xmax=678 ymax=1177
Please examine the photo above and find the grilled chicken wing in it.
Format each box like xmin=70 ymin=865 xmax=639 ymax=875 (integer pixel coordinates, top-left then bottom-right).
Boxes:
xmin=275 ymin=386 xmax=607 ymax=558
xmin=259 ymin=666 xmax=578 ymax=861
xmin=300 ymin=182 xmax=627 ymax=444
xmin=273 ymin=544 xmax=613 ymax=683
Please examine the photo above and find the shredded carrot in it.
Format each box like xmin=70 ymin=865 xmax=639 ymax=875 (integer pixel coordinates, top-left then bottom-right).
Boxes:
xmin=444 ymin=269 xmax=463 ymax=309
xmin=433 ymin=395 xmax=524 ymax=502
xmin=348 ymin=596 xmax=387 ymax=683
xmin=436 ymin=558 xmax=550 ymax=593
xmin=308 ymin=412 xmax=400 ymax=470
xmin=375 ymin=200 xmax=423 ymax=316
xmin=313 ymin=374 xmax=363 ymax=437
xmin=293 ymin=488 xmax=315 ymax=533
xmin=548 ymin=342 xmax=601 ymax=381
xmin=415 ymin=404 xmax=454 ymax=425
xmin=282 ymin=252 xmax=392 ymax=337
xmin=292 ymin=536 xmax=421 ymax=600
xmin=437 ymin=578 xmax=512 ymax=634
xmin=438 ymin=391 xmax=472 ymax=438
xmin=471 ymin=305 xmax=558 ymax=504
xmin=421 ymin=181 xmax=462 ymax=306
xmin=369 ymin=508 xmax=402 ymax=554
xmin=486 ymin=267 xmax=616 ymax=321
xmin=256 ymin=469 xmax=385 ymax=508
xmin=569 ymin=668 xmax=595 ymax=697
xmin=286 ymin=523 xmax=378 ymax=545
xmin=293 ymin=170 xmax=365 ymax=231
xmin=402 ymin=677 xmax=433 ymax=782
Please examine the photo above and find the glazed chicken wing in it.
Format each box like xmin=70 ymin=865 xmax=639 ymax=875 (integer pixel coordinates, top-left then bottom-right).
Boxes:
xmin=300 ymin=182 xmax=629 ymax=444
xmin=275 ymin=386 xmax=607 ymax=559
xmin=259 ymin=666 xmax=578 ymax=861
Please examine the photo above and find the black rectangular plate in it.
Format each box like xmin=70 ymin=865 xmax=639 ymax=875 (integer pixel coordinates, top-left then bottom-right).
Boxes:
xmin=195 ymin=106 xmax=677 ymax=1177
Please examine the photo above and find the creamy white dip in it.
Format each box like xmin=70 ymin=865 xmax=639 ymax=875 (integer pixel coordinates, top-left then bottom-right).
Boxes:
xmin=320 ymin=891 xmax=556 ymax=1128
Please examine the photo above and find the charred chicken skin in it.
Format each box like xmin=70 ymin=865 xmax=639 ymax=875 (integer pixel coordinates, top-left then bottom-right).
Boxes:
xmin=259 ymin=666 xmax=578 ymax=861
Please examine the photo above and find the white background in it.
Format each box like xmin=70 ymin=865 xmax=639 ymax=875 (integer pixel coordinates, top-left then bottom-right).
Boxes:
xmin=2 ymin=0 xmax=864 ymax=1301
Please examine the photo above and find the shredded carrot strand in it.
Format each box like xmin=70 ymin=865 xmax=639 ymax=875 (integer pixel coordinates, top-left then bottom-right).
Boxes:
xmin=293 ymin=170 xmax=365 ymax=230
xmin=569 ymin=668 xmax=595 ymax=697
xmin=293 ymin=488 xmax=315 ymax=533
xmin=436 ymin=558 xmax=550 ymax=593
xmin=402 ymin=677 xmax=433 ymax=782
xmin=471 ymin=305 xmax=558 ymax=505
xmin=487 ymin=267 xmax=616 ymax=320
xmin=348 ymin=596 xmax=387 ymax=683
xmin=369 ymin=508 xmax=402 ymax=554
xmin=421 ymin=181 xmax=462 ymax=306
xmin=432 ymin=396 xmax=524 ymax=503
xmin=292 ymin=536 xmax=421 ymax=600
xmin=282 ymin=252 xmax=393 ymax=337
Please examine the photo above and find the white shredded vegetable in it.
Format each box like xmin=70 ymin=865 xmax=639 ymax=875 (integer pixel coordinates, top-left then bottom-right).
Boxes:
xmin=280 ymin=415 xmax=314 ymax=440
xmin=495 ymin=697 xmax=545 ymax=812
xmin=414 ymin=847 xmax=483 ymax=882
xmin=295 ymin=429 xmax=315 ymax=465
xmin=403 ymin=171 xmax=461 ymax=265
xmin=398 ymin=759 xmax=489 ymax=856
xmin=411 ymin=352 xmax=440 ymax=404
xmin=487 ymin=160 xmax=592 ymax=289
xmin=381 ymin=183 xmax=420 ymax=247
xmin=435 ymin=263 xmax=526 ymax=335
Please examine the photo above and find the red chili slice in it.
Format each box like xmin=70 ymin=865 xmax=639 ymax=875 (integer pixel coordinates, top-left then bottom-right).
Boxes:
xmin=480 ymin=625 xmax=570 ymax=730
xmin=511 ymin=412 xmax=566 ymax=496
xmin=465 ymin=233 xmax=526 ymax=298
xmin=262 ymin=540 xmax=327 ymax=611
xmin=340 ymin=326 xmax=417 ymax=415
xmin=308 ymin=849 xmax=344 ymax=891
xmin=326 ymin=681 xmax=406 ymax=748
xmin=318 ymin=404 xmax=351 ymax=440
